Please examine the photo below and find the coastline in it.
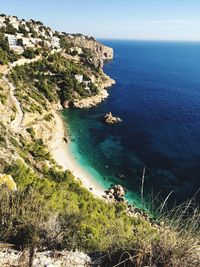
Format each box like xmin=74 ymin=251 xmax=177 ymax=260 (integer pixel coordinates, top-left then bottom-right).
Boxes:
xmin=48 ymin=69 xmax=115 ymax=199
xmin=72 ymin=73 xmax=115 ymax=108
xmin=49 ymin=111 xmax=106 ymax=199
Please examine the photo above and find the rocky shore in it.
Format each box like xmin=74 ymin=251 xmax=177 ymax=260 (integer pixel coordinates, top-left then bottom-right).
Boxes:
xmin=104 ymin=184 xmax=156 ymax=225
xmin=72 ymin=75 xmax=115 ymax=108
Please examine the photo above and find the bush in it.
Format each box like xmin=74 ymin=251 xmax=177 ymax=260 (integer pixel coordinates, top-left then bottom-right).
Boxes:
xmin=18 ymin=24 xmax=29 ymax=36
xmin=26 ymin=127 xmax=35 ymax=139
xmin=2 ymin=157 xmax=200 ymax=266
xmin=2 ymin=160 xmax=139 ymax=252
xmin=44 ymin=113 xmax=53 ymax=122
xmin=4 ymin=23 xmax=17 ymax=35
xmin=23 ymin=49 xmax=35 ymax=59
xmin=0 ymin=187 xmax=51 ymax=249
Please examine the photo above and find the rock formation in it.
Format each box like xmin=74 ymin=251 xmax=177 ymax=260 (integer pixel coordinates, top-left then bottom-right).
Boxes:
xmin=104 ymin=112 xmax=122 ymax=124
xmin=0 ymin=248 xmax=91 ymax=267
xmin=105 ymin=184 xmax=125 ymax=202
xmin=72 ymin=76 xmax=115 ymax=108
xmin=80 ymin=55 xmax=104 ymax=71
xmin=65 ymin=35 xmax=113 ymax=60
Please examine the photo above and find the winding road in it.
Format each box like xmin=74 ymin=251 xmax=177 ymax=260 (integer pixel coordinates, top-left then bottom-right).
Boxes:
xmin=2 ymin=56 xmax=41 ymax=132
xmin=2 ymin=49 xmax=62 ymax=133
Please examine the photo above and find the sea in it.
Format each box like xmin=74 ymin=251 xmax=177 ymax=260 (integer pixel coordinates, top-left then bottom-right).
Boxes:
xmin=63 ymin=40 xmax=200 ymax=208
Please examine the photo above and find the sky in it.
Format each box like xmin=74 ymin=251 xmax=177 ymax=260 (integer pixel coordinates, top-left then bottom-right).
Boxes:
xmin=1 ymin=0 xmax=200 ymax=41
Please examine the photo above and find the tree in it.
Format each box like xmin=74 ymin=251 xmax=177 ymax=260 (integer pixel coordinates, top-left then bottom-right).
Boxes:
xmin=0 ymin=187 xmax=52 ymax=266
xmin=18 ymin=24 xmax=29 ymax=37
xmin=23 ymin=48 xmax=35 ymax=59
xmin=4 ymin=23 xmax=17 ymax=35
xmin=0 ymin=33 xmax=9 ymax=51
xmin=0 ymin=33 xmax=20 ymax=65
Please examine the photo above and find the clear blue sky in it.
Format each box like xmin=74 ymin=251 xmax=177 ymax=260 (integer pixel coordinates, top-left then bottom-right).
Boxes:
xmin=1 ymin=0 xmax=200 ymax=41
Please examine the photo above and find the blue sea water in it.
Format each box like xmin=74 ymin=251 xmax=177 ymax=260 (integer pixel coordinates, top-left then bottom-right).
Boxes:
xmin=63 ymin=40 xmax=200 ymax=206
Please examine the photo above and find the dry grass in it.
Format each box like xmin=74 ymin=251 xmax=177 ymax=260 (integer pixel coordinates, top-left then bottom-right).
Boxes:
xmin=95 ymin=199 xmax=200 ymax=267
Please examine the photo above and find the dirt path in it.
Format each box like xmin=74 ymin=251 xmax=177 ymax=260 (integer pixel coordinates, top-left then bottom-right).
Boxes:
xmin=7 ymin=76 xmax=23 ymax=132
xmin=2 ymin=56 xmax=42 ymax=132
xmin=2 ymin=50 xmax=60 ymax=132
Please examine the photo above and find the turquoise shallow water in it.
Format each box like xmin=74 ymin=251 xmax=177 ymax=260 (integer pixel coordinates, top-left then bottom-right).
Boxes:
xmin=63 ymin=40 xmax=200 ymax=207
xmin=63 ymin=110 xmax=144 ymax=207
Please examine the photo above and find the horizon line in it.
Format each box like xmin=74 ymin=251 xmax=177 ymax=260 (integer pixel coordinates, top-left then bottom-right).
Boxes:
xmin=96 ymin=37 xmax=200 ymax=43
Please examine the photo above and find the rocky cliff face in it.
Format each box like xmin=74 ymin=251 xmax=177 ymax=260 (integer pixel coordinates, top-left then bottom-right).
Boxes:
xmin=65 ymin=35 xmax=113 ymax=60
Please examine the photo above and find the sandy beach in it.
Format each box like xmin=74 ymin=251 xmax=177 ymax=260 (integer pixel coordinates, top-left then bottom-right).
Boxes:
xmin=49 ymin=111 xmax=106 ymax=198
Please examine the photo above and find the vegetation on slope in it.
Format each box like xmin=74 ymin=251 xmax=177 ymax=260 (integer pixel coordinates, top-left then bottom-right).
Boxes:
xmin=0 ymin=15 xmax=199 ymax=267
xmin=1 ymin=158 xmax=199 ymax=266
xmin=0 ymin=119 xmax=199 ymax=266
xmin=1 ymin=157 xmax=155 ymax=253
xmin=8 ymin=53 xmax=99 ymax=112
xmin=0 ymin=33 xmax=20 ymax=64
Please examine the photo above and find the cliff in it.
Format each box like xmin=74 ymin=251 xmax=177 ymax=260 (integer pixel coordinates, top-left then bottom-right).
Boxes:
xmin=64 ymin=34 xmax=113 ymax=60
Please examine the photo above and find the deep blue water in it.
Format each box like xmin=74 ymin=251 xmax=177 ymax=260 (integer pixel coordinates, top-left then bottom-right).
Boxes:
xmin=63 ymin=40 xmax=200 ymax=206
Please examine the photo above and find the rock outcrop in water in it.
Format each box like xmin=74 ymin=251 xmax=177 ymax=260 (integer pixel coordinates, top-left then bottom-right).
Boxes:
xmin=104 ymin=112 xmax=122 ymax=124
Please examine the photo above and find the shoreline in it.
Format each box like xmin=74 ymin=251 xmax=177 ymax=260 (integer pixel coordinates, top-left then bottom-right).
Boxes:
xmin=49 ymin=111 xmax=106 ymax=199
xmin=49 ymin=111 xmax=152 ymax=218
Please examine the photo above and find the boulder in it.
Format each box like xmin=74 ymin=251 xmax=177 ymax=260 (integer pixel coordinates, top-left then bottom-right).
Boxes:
xmin=112 ymin=184 xmax=125 ymax=197
xmin=105 ymin=184 xmax=125 ymax=202
xmin=110 ymin=188 xmax=114 ymax=194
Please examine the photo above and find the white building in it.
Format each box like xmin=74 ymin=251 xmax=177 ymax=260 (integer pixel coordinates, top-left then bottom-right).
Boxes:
xmin=70 ymin=46 xmax=83 ymax=55
xmin=5 ymin=34 xmax=24 ymax=54
xmin=83 ymin=80 xmax=90 ymax=90
xmin=5 ymin=34 xmax=18 ymax=47
xmin=75 ymin=74 xmax=83 ymax=83
xmin=51 ymin=36 xmax=60 ymax=48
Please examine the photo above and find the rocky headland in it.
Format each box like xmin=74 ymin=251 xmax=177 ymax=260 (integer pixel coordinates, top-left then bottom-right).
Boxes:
xmin=64 ymin=34 xmax=114 ymax=60
xmin=72 ymin=77 xmax=115 ymax=108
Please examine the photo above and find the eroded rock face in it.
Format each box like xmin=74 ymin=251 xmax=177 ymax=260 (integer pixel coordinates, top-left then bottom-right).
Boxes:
xmin=104 ymin=112 xmax=122 ymax=124
xmin=81 ymin=56 xmax=103 ymax=70
xmin=65 ymin=35 xmax=113 ymax=60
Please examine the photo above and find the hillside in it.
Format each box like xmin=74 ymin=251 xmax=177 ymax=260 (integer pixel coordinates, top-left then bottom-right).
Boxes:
xmin=0 ymin=14 xmax=199 ymax=267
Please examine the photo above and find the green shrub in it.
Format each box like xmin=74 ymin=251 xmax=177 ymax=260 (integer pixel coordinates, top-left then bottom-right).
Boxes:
xmin=23 ymin=48 xmax=35 ymax=59
xmin=26 ymin=127 xmax=35 ymax=139
xmin=0 ymin=33 xmax=20 ymax=64
xmin=44 ymin=113 xmax=53 ymax=122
